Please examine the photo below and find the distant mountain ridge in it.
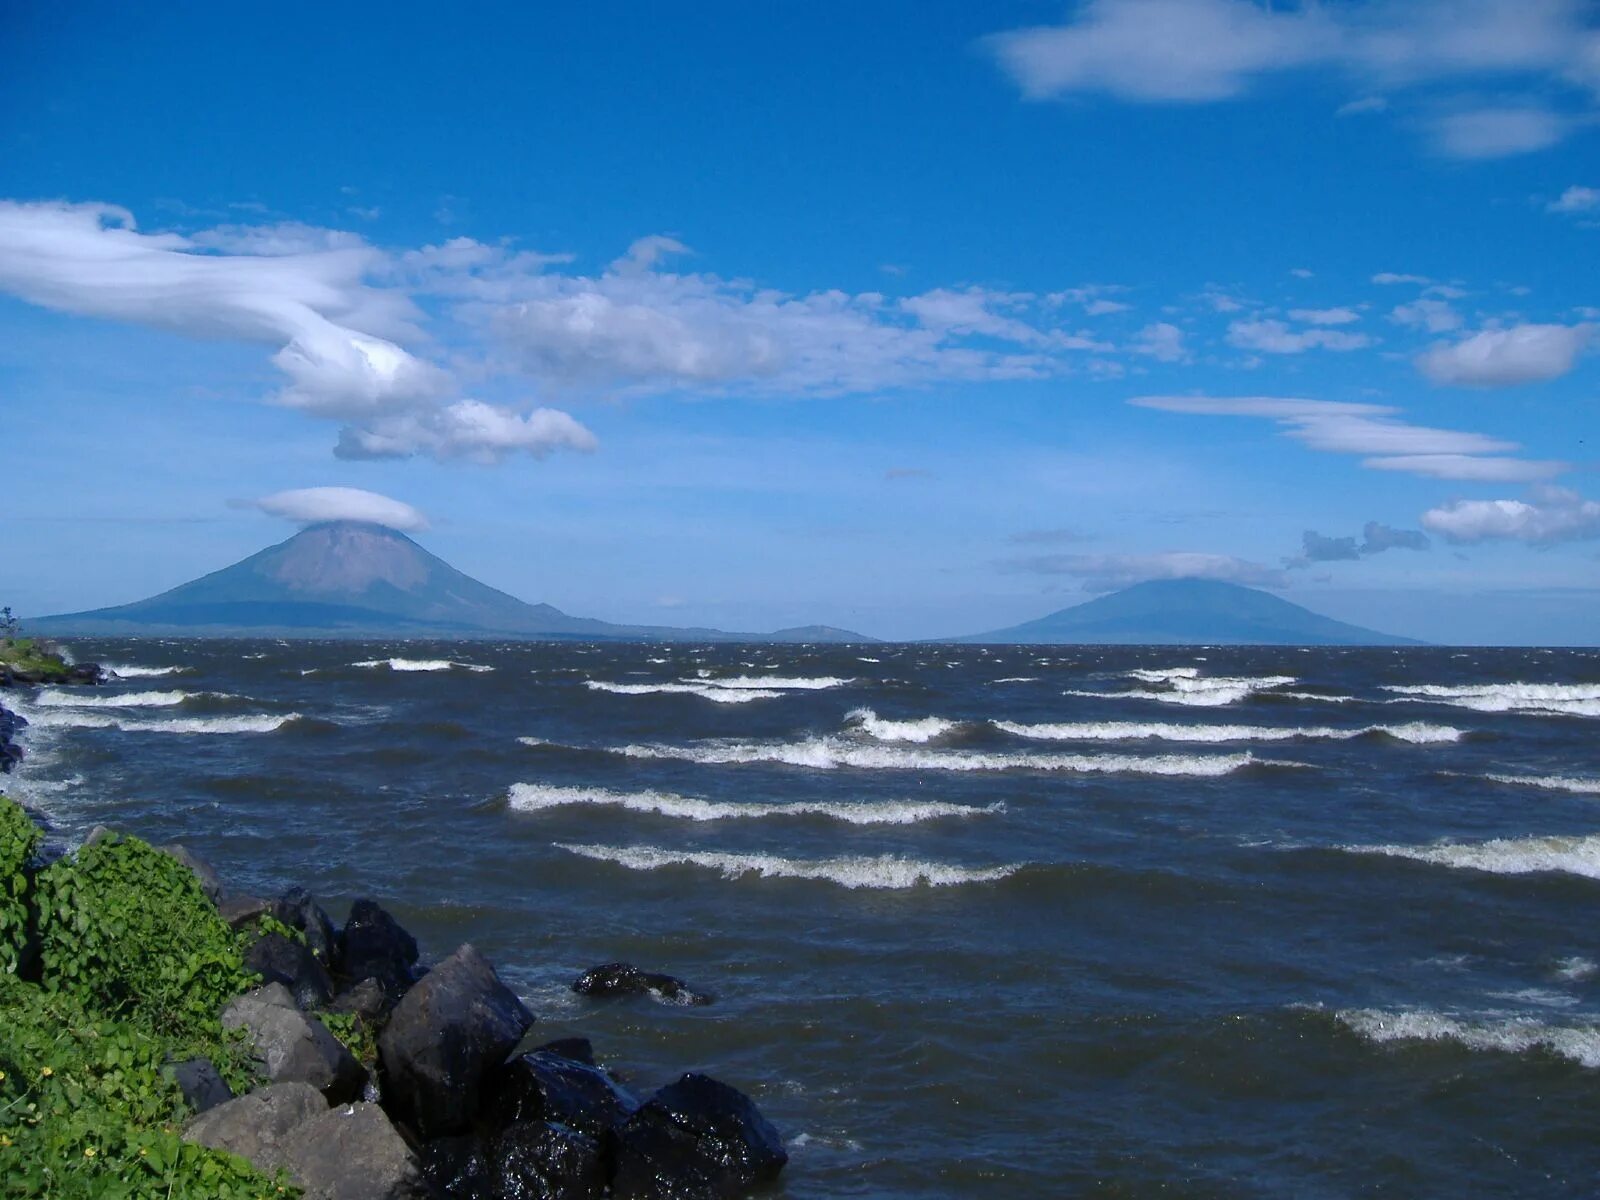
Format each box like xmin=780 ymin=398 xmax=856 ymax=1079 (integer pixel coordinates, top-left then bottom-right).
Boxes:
xmin=947 ymin=578 xmax=1418 ymax=646
xmin=31 ymin=522 xmax=879 ymax=643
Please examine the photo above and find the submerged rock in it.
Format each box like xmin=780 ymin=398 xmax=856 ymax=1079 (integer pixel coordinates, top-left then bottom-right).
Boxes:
xmin=378 ymin=943 xmax=533 ymax=1139
xmin=533 ymin=1036 xmax=596 ymax=1066
xmin=222 ymin=982 xmax=366 ymax=1104
xmin=572 ymin=962 xmax=714 ymax=1007
xmin=339 ymin=897 xmax=420 ymax=998
xmin=611 ymin=1073 xmax=787 ymax=1200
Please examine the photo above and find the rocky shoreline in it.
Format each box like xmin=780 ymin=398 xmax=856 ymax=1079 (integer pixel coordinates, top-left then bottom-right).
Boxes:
xmin=0 ymin=663 xmax=789 ymax=1199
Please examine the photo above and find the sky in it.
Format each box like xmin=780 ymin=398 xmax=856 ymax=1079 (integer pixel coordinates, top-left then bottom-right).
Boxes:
xmin=2 ymin=0 xmax=1598 ymax=644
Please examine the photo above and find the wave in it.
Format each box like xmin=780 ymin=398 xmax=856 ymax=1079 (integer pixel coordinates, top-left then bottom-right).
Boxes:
xmin=991 ymin=677 xmax=1037 ymax=684
xmin=1346 ymin=833 xmax=1600 ymax=879
xmin=507 ymin=783 xmax=999 ymax=825
xmin=995 ymin=719 xmax=1461 ymax=745
xmin=614 ymin=736 xmax=1260 ymax=776
xmin=1335 ymin=1007 xmax=1600 ymax=1068
xmin=1482 ymin=773 xmax=1600 ymax=795
xmin=1068 ymin=674 xmax=1297 ymax=708
xmin=1128 ymin=667 xmax=1200 ymax=682
xmin=17 ymin=709 xmax=300 ymax=735
xmin=584 ymin=681 xmax=781 ymax=703
xmin=554 ymin=843 xmax=1020 ymax=889
xmin=352 ymin=658 xmax=493 ymax=673
xmin=102 ymin=663 xmax=184 ymax=678
xmin=844 ymin=708 xmax=958 ymax=743
xmin=1382 ymin=681 xmax=1600 ymax=717
xmin=33 ymin=689 xmax=192 ymax=709
xmin=695 ymin=675 xmax=852 ymax=690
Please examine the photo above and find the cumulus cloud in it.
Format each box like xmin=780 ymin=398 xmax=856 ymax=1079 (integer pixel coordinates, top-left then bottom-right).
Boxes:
xmin=0 ymin=200 xmax=593 ymax=464
xmin=985 ymin=0 xmax=1600 ymax=156
xmin=1226 ymin=319 xmax=1372 ymax=354
xmin=1390 ymin=298 xmax=1462 ymax=333
xmin=1131 ymin=322 xmax=1187 ymax=361
xmin=1416 ymin=322 xmax=1592 ymax=386
xmin=1422 ymin=486 xmax=1600 ymax=543
xmin=1287 ymin=307 xmax=1361 ymax=326
xmin=1548 ymin=184 xmax=1600 ymax=212
xmin=1130 ymin=394 xmax=1559 ymax=481
xmin=1372 ymin=272 xmax=1432 ymax=286
xmin=251 ymin=487 xmax=429 ymax=532
xmin=1001 ymin=550 xmax=1287 ymax=592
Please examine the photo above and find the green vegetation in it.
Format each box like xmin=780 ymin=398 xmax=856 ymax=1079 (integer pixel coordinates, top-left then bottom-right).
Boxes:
xmin=0 ymin=606 xmax=73 ymax=681
xmin=0 ymin=798 xmax=291 ymax=1197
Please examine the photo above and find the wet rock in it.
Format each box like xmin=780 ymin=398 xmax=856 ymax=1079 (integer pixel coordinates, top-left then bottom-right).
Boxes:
xmin=245 ymin=930 xmax=336 ymax=1009
xmin=331 ymin=977 xmax=390 ymax=1024
xmin=572 ymin=962 xmax=714 ymax=1006
xmin=491 ymin=1121 xmax=606 ymax=1200
xmin=183 ymin=1081 xmax=327 ymax=1171
xmin=159 ymin=842 xmax=225 ymax=903
xmin=378 ymin=943 xmax=533 ymax=1139
xmin=222 ymin=982 xmax=366 ymax=1104
xmin=274 ymin=886 xmax=339 ymax=964
xmin=339 ymin=898 xmax=419 ymax=997
xmin=419 ymin=1134 xmax=491 ymax=1197
xmin=482 ymin=1050 xmax=638 ymax=1141
xmin=164 ymin=1056 xmax=234 ymax=1114
xmin=534 ymin=1036 xmax=596 ymax=1066
xmin=281 ymin=1101 xmax=427 ymax=1200
xmin=611 ymin=1073 xmax=787 ymax=1200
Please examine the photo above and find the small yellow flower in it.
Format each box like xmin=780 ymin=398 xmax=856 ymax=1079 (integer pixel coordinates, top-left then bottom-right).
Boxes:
xmin=83 ymin=1147 xmax=96 ymax=1159
xmin=0 ymin=1134 xmax=12 ymax=1148
xmin=0 ymin=1068 xmax=7 ymax=1081
xmin=138 ymin=1147 xmax=148 ymax=1157
xmin=39 ymin=1067 xmax=52 ymax=1078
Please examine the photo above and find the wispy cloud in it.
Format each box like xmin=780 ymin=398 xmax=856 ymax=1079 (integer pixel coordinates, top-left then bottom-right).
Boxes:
xmin=1000 ymin=550 xmax=1286 ymax=592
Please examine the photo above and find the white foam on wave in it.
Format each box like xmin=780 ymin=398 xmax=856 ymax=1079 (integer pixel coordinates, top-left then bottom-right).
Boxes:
xmin=508 ymin=783 xmax=999 ymax=825
xmin=33 ymin=689 xmax=193 ymax=709
xmin=1382 ymin=681 xmax=1600 ymax=717
xmin=1483 ymin=773 xmax=1600 ymax=795
xmin=991 ymin=677 xmax=1037 ymax=684
xmin=1069 ymin=674 xmax=1297 ymax=708
xmin=1335 ymin=1007 xmax=1600 ymax=1068
xmin=996 ymin=719 xmax=1461 ymax=745
xmin=554 ymin=843 xmax=1020 ymax=889
xmin=16 ymin=710 xmax=299 ymax=735
xmin=699 ymin=675 xmax=852 ymax=690
xmin=352 ymin=658 xmax=493 ymax=672
xmin=844 ymin=708 xmax=958 ymax=743
xmin=584 ymin=681 xmax=781 ymax=703
xmin=1128 ymin=667 xmax=1200 ymax=682
xmin=615 ymin=736 xmax=1259 ymax=776
xmin=1347 ymin=833 xmax=1600 ymax=879
xmin=103 ymin=663 xmax=184 ymax=678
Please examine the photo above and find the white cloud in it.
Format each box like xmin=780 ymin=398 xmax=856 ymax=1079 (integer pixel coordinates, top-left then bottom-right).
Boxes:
xmin=1422 ymin=486 xmax=1600 ymax=543
xmin=1130 ymin=394 xmax=1554 ymax=480
xmin=251 ymin=487 xmax=429 ymax=532
xmin=1002 ymin=550 xmax=1287 ymax=592
xmin=1131 ymin=322 xmax=1187 ymax=362
xmin=1548 ymin=184 xmax=1600 ymax=212
xmin=1372 ymin=272 xmax=1432 ymax=285
xmin=334 ymin=401 xmax=598 ymax=463
xmin=0 ymin=200 xmax=592 ymax=464
xmin=1390 ymin=298 xmax=1461 ymax=333
xmin=1226 ymin=319 xmax=1372 ymax=354
xmin=1426 ymin=106 xmax=1571 ymax=159
xmin=1287 ymin=307 xmax=1361 ymax=326
xmin=1416 ymin=322 xmax=1592 ymax=386
xmin=986 ymin=0 xmax=1600 ymax=155
xmin=1362 ymin=454 xmax=1568 ymax=482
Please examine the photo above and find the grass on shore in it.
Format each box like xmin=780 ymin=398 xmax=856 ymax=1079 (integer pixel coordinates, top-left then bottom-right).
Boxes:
xmin=0 ymin=637 xmax=73 ymax=682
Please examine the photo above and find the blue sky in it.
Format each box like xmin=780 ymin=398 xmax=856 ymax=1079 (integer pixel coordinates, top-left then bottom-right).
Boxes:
xmin=3 ymin=0 xmax=1598 ymax=642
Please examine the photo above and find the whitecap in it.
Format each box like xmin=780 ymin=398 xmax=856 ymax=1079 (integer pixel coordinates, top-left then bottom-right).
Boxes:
xmin=17 ymin=710 xmax=299 ymax=735
xmin=1128 ymin=667 xmax=1201 ymax=682
xmin=584 ymin=681 xmax=781 ymax=703
xmin=996 ymin=719 xmax=1460 ymax=745
xmin=844 ymin=708 xmax=959 ymax=743
xmin=696 ymin=675 xmax=852 ymax=690
xmin=1335 ymin=1007 xmax=1600 ymax=1068
xmin=352 ymin=658 xmax=492 ymax=672
xmin=33 ymin=689 xmax=192 ymax=709
xmin=1483 ymin=773 xmax=1600 ymax=795
xmin=102 ymin=663 xmax=184 ymax=678
xmin=1382 ymin=682 xmax=1600 ymax=717
xmin=508 ymin=783 xmax=999 ymax=825
xmin=554 ymin=843 xmax=1019 ymax=889
xmin=1347 ymin=832 xmax=1600 ymax=879
xmin=614 ymin=736 xmax=1258 ymax=776
xmin=991 ymin=677 xmax=1038 ymax=684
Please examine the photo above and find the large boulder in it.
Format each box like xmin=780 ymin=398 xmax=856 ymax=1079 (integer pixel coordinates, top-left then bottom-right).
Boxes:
xmin=158 ymin=843 xmax=224 ymax=904
xmin=246 ymin=931 xmax=336 ymax=1009
xmin=222 ymin=982 xmax=366 ymax=1104
xmin=611 ymin=1074 xmax=787 ymax=1200
xmin=377 ymin=943 xmax=533 ymax=1139
xmin=281 ymin=1101 xmax=427 ymax=1200
xmin=339 ymin=898 xmax=420 ymax=998
xmin=183 ymin=1081 xmax=327 ymax=1171
xmin=273 ymin=886 xmax=339 ymax=963
xmin=164 ymin=1056 xmax=234 ymax=1114
xmin=572 ymin=962 xmax=714 ymax=1007
xmin=482 ymin=1050 xmax=638 ymax=1141
xmin=491 ymin=1121 xmax=607 ymax=1200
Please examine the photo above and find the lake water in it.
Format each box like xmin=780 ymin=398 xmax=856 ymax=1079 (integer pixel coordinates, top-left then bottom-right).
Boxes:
xmin=7 ymin=638 xmax=1600 ymax=1197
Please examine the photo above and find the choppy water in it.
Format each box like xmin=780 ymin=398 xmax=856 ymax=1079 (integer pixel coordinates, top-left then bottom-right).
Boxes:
xmin=8 ymin=639 xmax=1600 ymax=1197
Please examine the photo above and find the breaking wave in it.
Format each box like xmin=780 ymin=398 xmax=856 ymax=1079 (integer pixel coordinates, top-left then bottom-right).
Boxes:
xmin=1346 ymin=833 xmax=1600 ymax=879
xmin=102 ymin=663 xmax=185 ymax=678
xmin=352 ymin=658 xmax=493 ymax=673
xmin=554 ymin=843 xmax=1020 ymax=889
xmin=613 ymin=736 xmax=1261 ymax=776
xmin=16 ymin=710 xmax=301 ymax=735
xmin=700 ymin=675 xmax=852 ymax=690
xmin=1335 ymin=1007 xmax=1600 ymax=1069
xmin=583 ymin=681 xmax=781 ymax=703
xmin=1482 ymin=773 xmax=1600 ymax=795
xmin=507 ymin=783 xmax=999 ymax=825
xmin=33 ymin=689 xmax=193 ymax=709
xmin=995 ymin=719 xmax=1461 ymax=745
xmin=844 ymin=708 xmax=959 ymax=743
xmin=1382 ymin=682 xmax=1600 ymax=718
xmin=1070 ymin=674 xmax=1298 ymax=708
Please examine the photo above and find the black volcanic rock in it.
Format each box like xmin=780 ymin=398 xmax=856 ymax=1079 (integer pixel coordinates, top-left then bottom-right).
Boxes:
xmin=339 ymin=898 xmax=420 ymax=998
xmin=573 ymin=962 xmax=713 ymax=1006
xmin=947 ymin=578 xmax=1419 ymax=646
xmin=611 ymin=1073 xmax=787 ymax=1200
